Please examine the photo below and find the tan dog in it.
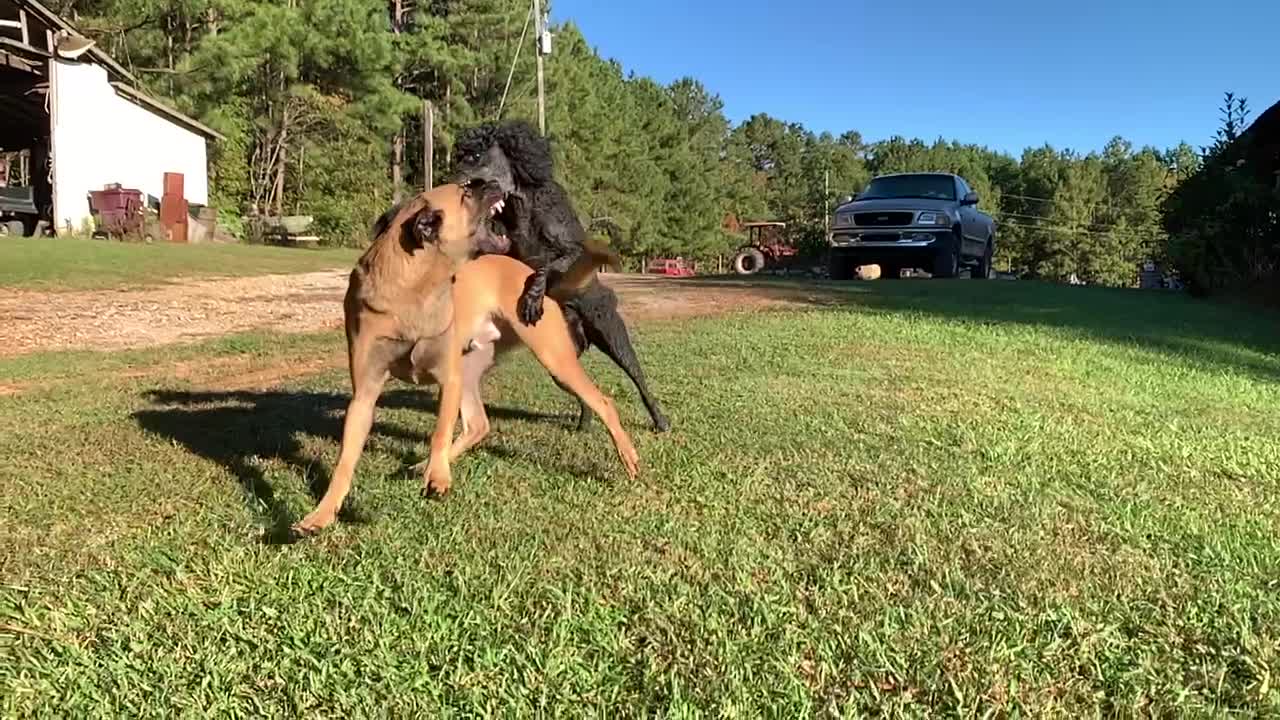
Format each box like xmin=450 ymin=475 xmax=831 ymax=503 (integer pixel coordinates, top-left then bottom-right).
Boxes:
xmin=439 ymin=239 xmax=624 ymax=462
xmin=294 ymin=182 xmax=639 ymax=535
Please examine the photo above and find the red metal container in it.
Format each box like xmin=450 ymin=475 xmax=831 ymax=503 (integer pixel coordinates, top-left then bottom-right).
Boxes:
xmin=88 ymin=184 xmax=144 ymax=237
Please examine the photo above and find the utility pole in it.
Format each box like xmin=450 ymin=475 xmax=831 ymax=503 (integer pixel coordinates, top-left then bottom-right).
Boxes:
xmin=533 ymin=0 xmax=547 ymax=136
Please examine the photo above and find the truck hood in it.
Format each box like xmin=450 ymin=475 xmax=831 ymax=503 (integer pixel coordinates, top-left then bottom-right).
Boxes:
xmin=836 ymin=197 xmax=954 ymax=213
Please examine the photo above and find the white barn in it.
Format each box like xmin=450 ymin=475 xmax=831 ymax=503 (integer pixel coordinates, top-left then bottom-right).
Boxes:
xmin=0 ymin=0 xmax=221 ymax=236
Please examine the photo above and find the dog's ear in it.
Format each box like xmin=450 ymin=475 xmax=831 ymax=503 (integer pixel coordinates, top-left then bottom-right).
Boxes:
xmin=372 ymin=198 xmax=407 ymax=240
xmin=495 ymin=121 xmax=554 ymax=186
xmin=411 ymin=204 xmax=444 ymax=247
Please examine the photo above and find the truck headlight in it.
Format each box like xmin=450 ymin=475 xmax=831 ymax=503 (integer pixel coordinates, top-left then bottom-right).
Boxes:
xmin=916 ymin=211 xmax=950 ymax=226
xmin=834 ymin=212 xmax=854 ymax=227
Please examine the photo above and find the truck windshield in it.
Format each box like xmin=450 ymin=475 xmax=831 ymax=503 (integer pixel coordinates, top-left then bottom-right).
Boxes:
xmin=860 ymin=175 xmax=955 ymax=201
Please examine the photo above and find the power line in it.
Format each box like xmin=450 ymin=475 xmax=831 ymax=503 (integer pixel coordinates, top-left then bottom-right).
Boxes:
xmin=495 ymin=3 xmax=534 ymax=121
xmin=992 ymin=211 xmax=1154 ymax=235
xmin=998 ymin=191 xmax=1164 ymax=217
xmin=996 ymin=219 xmax=1159 ymax=241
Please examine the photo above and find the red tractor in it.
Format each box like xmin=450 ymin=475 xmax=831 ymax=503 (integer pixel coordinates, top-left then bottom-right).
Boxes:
xmin=731 ymin=221 xmax=797 ymax=275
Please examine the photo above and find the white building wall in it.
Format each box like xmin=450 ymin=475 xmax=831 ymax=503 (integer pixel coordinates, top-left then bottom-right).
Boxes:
xmin=51 ymin=61 xmax=209 ymax=233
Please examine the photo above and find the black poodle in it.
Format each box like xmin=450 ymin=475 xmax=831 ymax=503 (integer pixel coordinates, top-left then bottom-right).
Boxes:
xmin=451 ymin=120 xmax=671 ymax=433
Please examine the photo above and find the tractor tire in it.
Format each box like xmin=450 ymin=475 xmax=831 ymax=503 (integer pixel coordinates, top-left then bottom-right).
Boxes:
xmin=733 ymin=247 xmax=766 ymax=275
xmin=933 ymin=230 xmax=961 ymax=279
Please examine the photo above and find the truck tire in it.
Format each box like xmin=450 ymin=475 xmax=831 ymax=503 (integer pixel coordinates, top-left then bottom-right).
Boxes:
xmin=0 ymin=221 xmax=24 ymax=237
xmin=733 ymin=247 xmax=766 ymax=275
xmin=972 ymin=237 xmax=994 ymax=280
xmin=933 ymin=231 xmax=961 ymax=279
xmin=827 ymin=252 xmax=855 ymax=280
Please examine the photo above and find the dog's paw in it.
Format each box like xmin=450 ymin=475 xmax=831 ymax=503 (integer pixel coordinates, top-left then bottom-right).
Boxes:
xmin=421 ymin=476 xmax=451 ymax=499
xmin=619 ymin=445 xmax=640 ymax=480
xmin=421 ymin=462 xmax=452 ymax=498
xmin=292 ymin=508 xmax=336 ymax=536
xmin=516 ymin=290 xmax=545 ymax=326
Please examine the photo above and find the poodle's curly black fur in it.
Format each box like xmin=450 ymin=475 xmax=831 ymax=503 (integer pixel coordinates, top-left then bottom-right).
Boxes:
xmin=451 ymin=120 xmax=671 ymax=433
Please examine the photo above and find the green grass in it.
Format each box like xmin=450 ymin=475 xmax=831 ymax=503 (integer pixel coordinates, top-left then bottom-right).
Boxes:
xmin=0 ymin=236 xmax=359 ymax=290
xmin=3 ymin=281 xmax=1280 ymax=716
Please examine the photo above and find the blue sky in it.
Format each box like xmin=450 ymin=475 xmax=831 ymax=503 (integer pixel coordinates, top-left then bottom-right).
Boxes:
xmin=550 ymin=0 xmax=1280 ymax=157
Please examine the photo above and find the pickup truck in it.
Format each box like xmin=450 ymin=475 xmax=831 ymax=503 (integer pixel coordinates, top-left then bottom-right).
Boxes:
xmin=827 ymin=172 xmax=996 ymax=279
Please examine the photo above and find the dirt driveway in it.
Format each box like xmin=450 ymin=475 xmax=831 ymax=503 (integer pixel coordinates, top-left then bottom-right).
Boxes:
xmin=0 ymin=271 xmax=825 ymax=357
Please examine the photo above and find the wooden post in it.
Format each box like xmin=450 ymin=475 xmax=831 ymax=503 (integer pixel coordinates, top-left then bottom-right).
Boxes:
xmin=392 ymin=134 xmax=404 ymax=201
xmin=18 ymin=10 xmax=29 ymax=46
xmin=46 ymin=28 xmax=58 ymax=234
xmin=423 ymin=100 xmax=433 ymax=189
xmin=390 ymin=0 xmax=404 ymax=201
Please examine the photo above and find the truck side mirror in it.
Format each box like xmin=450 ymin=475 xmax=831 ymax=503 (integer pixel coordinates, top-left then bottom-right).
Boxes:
xmin=840 ymin=195 xmax=854 ymax=204
xmin=962 ymin=191 xmax=979 ymax=205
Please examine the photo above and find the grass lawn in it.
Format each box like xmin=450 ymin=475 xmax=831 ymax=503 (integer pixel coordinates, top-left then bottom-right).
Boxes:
xmin=2 ymin=280 xmax=1279 ymax=715
xmin=0 ymin=236 xmax=359 ymax=290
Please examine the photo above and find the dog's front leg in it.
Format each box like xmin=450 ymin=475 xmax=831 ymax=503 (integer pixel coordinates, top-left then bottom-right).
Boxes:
xmin=295 ymin=334 xmax=389 ymax=534
xmin=517 ymin=223 xmax=580 ymax=325
xmin=516 ymin=268 xmax=551 ymax=325
xmin=422 ymin=339 xmax=463 ymax=497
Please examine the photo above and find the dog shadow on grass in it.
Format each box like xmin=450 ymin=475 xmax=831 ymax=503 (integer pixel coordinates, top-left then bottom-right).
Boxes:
xmin=132 ymin=388 xmax=565 ymax=544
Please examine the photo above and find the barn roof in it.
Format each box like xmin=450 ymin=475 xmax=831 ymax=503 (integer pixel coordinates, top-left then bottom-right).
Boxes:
xmin=11 ymin=0 xmax=224 ymax=141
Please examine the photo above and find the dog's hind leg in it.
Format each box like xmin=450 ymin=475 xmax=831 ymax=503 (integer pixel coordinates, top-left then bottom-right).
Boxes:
xmin=503 ymin=304 xmax=640 ymax=479
xmin=448 ymin=342 xmax=496 ymax=462
xmin=576 ymin=287 xmax=671 ymax=433
xmin=551 ymin=304 xmax=592 ymax=431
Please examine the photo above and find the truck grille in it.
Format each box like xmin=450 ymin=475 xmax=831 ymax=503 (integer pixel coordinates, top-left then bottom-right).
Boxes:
xmin=854 ymin=211 xmax=913 ymax=227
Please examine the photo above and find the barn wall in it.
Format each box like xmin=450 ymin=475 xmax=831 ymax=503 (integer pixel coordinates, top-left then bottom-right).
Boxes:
xmin=51 ymin=60 xmax=208 ymax=232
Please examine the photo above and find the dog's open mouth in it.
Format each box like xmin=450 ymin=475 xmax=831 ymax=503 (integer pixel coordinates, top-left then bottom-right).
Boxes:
xmin=486 ymin=194 xmax=509 ymax=247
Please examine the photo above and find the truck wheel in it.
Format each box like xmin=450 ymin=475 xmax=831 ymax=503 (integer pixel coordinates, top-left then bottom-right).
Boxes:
xmin=973 ymin=237 xmax=994 ymax=280
xmin=827 ymin=253 xmax=855 ymax=280
xmin=0 ymin=221 xmax=24 ymax=237
xmin=932 ymin=232 xmax=961 ymax=279
xmin=733 ymin=247 xmax=766 ymax=275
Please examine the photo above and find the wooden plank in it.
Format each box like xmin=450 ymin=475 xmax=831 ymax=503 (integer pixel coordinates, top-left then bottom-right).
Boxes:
xmin=0 ymin=36 xmax=49 ymax=58
xmin=18 ymin=9 xmax=28 ymax=46
xmin=0 ymin=49 xmax=41 ymax=74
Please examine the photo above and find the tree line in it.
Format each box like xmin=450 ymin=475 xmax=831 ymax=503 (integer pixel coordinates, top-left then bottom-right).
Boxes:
xmin=60 ymin=0 xmax=1263 ymax=289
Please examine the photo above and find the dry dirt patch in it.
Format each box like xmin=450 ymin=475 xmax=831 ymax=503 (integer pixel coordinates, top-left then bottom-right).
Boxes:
xmin=0 ymin=270 xmax=350 ymax=357
xmin=1 ymin=272 xmax=823 ymax=360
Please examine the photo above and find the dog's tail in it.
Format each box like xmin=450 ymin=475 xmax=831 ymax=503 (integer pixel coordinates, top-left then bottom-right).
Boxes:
xmin=556 ymin=238 xmax=623 ymax=294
